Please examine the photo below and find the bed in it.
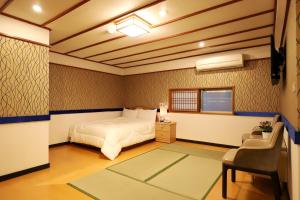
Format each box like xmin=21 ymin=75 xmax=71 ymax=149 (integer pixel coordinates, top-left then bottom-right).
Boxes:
xmin=69 ymin=108 xmax=157 ymax=160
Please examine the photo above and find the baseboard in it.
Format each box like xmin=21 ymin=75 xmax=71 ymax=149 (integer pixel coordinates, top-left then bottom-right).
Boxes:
xmin=49 ymin=141 xmax=70 ymax=148
xmin=0 ymin=163 xmax=50 ymax=182
xmin=177 ymin=138 xmax=238 ymax=149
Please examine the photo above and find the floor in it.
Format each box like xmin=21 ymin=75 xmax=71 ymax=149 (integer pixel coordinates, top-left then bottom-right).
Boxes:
xmin=0 ymin=141 xmax=289 ymax=200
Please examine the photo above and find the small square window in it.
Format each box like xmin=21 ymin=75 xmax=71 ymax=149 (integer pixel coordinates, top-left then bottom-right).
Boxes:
xmin=201 ymin=88 xmax=234 ymax=113
xmin=169 ymin=89 xmax=200 ymax=112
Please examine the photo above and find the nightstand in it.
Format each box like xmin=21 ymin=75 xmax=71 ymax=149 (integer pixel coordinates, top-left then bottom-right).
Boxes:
xmin=155 ymin=122 xmax=176 ymax=143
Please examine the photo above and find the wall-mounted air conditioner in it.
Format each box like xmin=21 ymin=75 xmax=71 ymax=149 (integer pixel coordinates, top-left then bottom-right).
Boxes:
xmin=196 ymin=54 xmax=244 ymax=71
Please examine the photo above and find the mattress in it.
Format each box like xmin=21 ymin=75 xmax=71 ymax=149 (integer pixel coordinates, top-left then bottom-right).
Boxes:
xmin=69 ymin=117 xmax=155 ymax=160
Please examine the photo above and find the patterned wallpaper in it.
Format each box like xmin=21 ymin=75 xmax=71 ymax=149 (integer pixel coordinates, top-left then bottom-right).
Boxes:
xmin=0 ymin=35 xmax=49 ymax=117
xmin=49 ymin=63 xmax=124 ymax=110
xmin=124 ymin=58 xmax=280 ymax=112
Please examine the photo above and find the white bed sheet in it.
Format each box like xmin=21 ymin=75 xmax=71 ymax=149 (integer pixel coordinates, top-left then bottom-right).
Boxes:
xmin=69 ymin=117 xmax=155 ymax=160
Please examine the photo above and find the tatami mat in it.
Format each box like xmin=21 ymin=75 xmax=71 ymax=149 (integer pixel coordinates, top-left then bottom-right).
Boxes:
xmin=69 ymin=169 xmax=191 ymax=200
xmin=159 ymin=143 xmax=225 ymax=160
xmin=108 ymin=149 xmax=186 ymax=181
xmin=69 ymin=143 xmax=225 ymax=200
xmin=148 ymin=155 xmax=222 ymax=200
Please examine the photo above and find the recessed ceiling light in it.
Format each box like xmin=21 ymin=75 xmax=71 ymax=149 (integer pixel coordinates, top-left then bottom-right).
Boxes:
xmin=32 ymin=4 xmax=42 ymax=13
xmin=116 ymin=15 xmax=151 ymax=37
xmin=198 ymin=41 xmax=205 ymax=48
xmin=159 ymin=10 xmax=167 ymax=17
xmin=107 ymin=25 xmax=116 ymax=34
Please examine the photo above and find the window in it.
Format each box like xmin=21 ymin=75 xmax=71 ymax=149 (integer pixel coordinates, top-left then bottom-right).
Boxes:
xmin=169 ymin=87 xmax=234 ymax=114
xmin=169 ymin=89 xmax=200 ymax=112
xmin=201 ymin=88 xmax=234 ymax=114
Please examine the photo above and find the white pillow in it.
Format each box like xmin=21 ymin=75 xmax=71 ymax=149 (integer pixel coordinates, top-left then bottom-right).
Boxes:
xmin=137 ymin=109 xmax=157 ymax=122
xmin=122 ymin=108 xmax=138 ymax=119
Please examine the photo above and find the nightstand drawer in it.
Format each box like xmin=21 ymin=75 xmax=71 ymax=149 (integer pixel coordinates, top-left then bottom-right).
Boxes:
xmin=155 ymin=124 xmax=171 ymax=131
xmin=155 ymin=130 xmax=169 ymax=138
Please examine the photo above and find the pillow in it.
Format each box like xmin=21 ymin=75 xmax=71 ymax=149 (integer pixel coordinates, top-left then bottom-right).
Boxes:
xmin=137 ymin=109 xmax=157 ymax=122
xmin=122 ymin=108 xmax=138 ymax=119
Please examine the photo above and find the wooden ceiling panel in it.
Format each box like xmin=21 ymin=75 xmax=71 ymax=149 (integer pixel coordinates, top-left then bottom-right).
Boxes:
xmin=2 ymin=0 xmax=280 ymax=70
xmin=117 ymin=38 xmax=270 ymax=67
xmin=135 ymin=0 xmax=231 ymax=25
xmin=0 ymin=0 xmax=8 ymax=9
xmin=87 ymin=12 xmax=274 ymax=62
xmin=2 ymin=0 xmax=82 ymax=24
xmin=47 ymin=0 xmax=157 ymax=43
xmin=50 ymin=24 xmax=124 ymax=53
xmin=105 ymin=26 xmax=273 ymax=65
xmin=50 ymin=0 xmax=232 ymax=53
xmin=69 ymin=0 xmax=274 ymax=58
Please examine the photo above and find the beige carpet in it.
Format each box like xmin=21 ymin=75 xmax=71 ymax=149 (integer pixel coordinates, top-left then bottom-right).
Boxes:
xmin=69 ymin=143 xmax=225 ymax=200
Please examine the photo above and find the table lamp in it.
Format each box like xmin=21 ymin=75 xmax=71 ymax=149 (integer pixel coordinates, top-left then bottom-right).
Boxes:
xmin=159 ymin=103 xmax=169 ymax=122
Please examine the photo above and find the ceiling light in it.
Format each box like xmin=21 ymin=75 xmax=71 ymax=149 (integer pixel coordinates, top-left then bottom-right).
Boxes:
xmin=107 ymin=25 xmax=116 ymax=34
xmin=32 ymin=4 xmax=42 ymax=13
xmin=159 ymin=10 xmax=167 ymax=17
xmin=198 ymin=41 xmax=205 ymax=48
xmin=116 ymin=15 xmax=151 ymax=37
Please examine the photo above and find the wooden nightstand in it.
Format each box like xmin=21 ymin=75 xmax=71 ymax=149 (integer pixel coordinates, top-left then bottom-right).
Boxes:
xmin=155 ymin=122 xmax=176 ymax=143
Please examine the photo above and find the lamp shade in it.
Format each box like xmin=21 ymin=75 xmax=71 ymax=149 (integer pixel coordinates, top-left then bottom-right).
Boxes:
xmin=159 ymin=103 xmax=168 ymax=116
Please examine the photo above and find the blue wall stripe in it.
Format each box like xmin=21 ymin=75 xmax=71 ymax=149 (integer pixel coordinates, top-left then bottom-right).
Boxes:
xmin=0 ymin=115 xmax=50 ymax=124
xmin=49 ymin=108 xmax=123 ymax=115
xmin=281 ymin=115 xmax=300 ymax=144
xmin=235 ymin=112 xmax=278 ymax=117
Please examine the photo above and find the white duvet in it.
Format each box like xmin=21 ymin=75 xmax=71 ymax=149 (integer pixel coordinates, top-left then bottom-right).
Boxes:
xmin=69 ymin=117 xmax=155 ymax=160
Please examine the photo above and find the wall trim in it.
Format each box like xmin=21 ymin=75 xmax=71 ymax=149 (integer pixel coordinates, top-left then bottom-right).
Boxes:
xmin=0 ymin=32 xmax=50 ymax=48
xmin=177 ymin=138 xmax=239 ymax=149
xmin=0 ymin=115 xmax=50 ymax=124
xmin=49 ymin=141 xmax=70 ymax=148
xmin=49 ymin=108 xmax=123 ymax=115
xmin=0 ymin=163 xmax=50 ymax=182
xmin=49 ymin=62 xmax=122 ymax=76
xmin=0 ymin=13 xmax=52 ymax=31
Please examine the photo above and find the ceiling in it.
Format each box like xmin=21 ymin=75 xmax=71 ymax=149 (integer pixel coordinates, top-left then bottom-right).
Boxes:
xmin=0 ymin=0 xmax=281 ymax=69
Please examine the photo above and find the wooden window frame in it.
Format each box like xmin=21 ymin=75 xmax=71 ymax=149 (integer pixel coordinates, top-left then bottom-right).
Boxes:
xmin=168 ymin=86 xmax=235 ymax=115
xmin=199 ymin=86 xmax=235 ymax=115
xmin=168 ymin=88 xmax=200 ymax=113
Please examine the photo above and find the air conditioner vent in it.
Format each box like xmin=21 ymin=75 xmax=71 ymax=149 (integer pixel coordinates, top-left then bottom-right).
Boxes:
xmin=196 ymin=54 xmax=244 ymax=71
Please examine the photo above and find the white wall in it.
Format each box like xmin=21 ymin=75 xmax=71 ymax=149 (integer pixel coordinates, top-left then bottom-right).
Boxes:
xmin=0 ymin=121 xmax=49 ymax=176
xmin=50 ymin=111 xmax=122 ymax=145
xmin=50 ymin=111 xmax=271 ymax=147
xmin=169 ymin=113 xmax=272 ymax=146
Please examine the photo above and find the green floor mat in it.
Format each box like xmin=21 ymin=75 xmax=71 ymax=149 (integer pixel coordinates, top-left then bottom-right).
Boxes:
xmin=147 ymin=155 xmax=222 ymax=200
xmin=108 ymin=149 xmax=186 ymax=181
xmin=159 ymin=143 xmax=225 ymax=160
xmin=69 ymin=143 xmax=225 ymax=200
xmin=69 ymin=169 xmax=191 ymax=200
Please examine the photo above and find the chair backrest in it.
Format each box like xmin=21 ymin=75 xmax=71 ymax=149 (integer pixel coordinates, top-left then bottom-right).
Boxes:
xmin=268 ymin=122 xmax=284 ymax=149
xmin=234 ymin=122 xmax=284 ymax=171
xmin=271 ymin=114 xmax=281 ymax=127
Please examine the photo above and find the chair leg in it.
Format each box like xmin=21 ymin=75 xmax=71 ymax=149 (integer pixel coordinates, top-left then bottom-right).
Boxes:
xmin=270 ymin=172 xmax=281 ymax=200
xmin=222 ymin=164 xmax=228 ymax=199
xmin=231 ymin=169 xmax=236 ymax=182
